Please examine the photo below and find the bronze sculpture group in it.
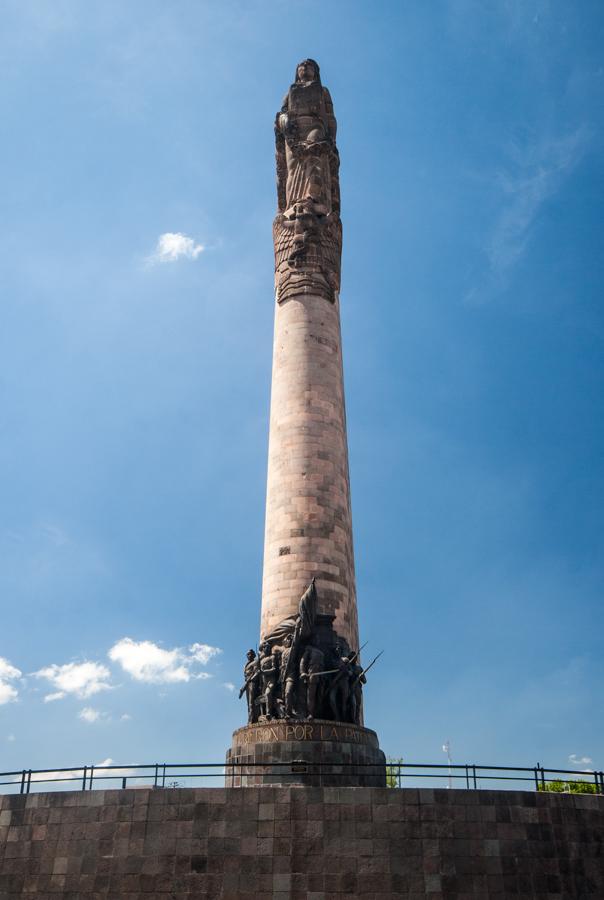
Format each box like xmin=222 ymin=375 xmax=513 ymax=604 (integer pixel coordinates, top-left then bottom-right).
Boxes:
xmin=239 ymin=639 xmax=367 ymax=726
xmin=239 ymin=579 xmax=379 ymax=726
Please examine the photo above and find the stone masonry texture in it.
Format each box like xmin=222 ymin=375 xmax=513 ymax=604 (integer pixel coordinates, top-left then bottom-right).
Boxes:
xmin=226 ymin=721 xmax=386 ymax=787
xmin=261 ymin=292 xmax=359 ymax=652
xmin=1 ymin=786 xmax=603 ymax=898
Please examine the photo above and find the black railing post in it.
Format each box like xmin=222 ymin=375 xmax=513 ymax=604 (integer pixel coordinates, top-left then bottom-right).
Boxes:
xmin=122 ymin=777 xmax=127 ymax=789
xmin=154 ymin=764 xmax=159 ymax=788
xmin=540 ymin=766 xmax=546 ymax=790
xmin=534 ymin=765 xmax=540 ymax=791
xmin=82 ymin=766 xmax=87 ymax=791
xmin=162 ymin=764 xmax=166 ymax=788
xmin=465 ymin=765 xmax=470 ymax=789
xmin=472 ymin=765 xmax=477 ymax=789
xmin=19 ymin=770 xmax=26 ymax=795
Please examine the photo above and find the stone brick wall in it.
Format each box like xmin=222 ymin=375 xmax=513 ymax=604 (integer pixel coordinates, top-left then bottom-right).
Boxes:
xmin=1 ymin=786 xmax=603 ymax=898
xmin=261 ymin=292 xmax=358 ymax=651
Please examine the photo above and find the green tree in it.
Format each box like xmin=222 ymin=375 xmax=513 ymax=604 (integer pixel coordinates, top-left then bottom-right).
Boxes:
xmin=386 ymin=757 xmax=403 ymax=788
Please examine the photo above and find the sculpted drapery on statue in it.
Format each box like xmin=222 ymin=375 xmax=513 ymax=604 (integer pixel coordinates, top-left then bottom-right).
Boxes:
xmin=273 ymin=59 xmax=342 ymax=304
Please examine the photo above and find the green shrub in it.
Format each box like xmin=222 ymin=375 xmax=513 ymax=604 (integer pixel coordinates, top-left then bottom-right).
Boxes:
xmin=537 ymin=778 xmax=598 ymax=794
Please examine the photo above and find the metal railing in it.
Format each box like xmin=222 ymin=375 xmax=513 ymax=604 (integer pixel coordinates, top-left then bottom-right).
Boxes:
xmin=0 ymin=761 xmax=602 ymax=795
xmin=383 ymin=762 xmax=604 ymax=793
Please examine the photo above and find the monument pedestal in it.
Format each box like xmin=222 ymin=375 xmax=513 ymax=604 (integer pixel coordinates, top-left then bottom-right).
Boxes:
xmin=226 ymin=719 xmax=386 ymax=787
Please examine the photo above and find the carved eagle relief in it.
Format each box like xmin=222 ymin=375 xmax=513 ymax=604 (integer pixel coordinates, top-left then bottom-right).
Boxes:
xmin=273 ymin=211 xmax=342 ymax=303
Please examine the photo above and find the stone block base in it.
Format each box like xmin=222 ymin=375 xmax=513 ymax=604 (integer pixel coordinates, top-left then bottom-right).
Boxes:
xmin=1 ymin=786 xmax=603 ymax=897
xmin=226 ymin=719 xmax=386 ymax=786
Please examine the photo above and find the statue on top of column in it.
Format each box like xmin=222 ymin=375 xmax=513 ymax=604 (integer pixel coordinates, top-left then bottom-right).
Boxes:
xmin=273 ymin=59 xmax=342 ymax=305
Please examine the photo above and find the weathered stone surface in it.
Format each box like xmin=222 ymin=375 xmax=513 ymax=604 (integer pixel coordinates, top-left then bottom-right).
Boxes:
xmin=273 ymin=59 xmax=341 ymax=305
xmin=1 ymin=787 xmax=603 ymax=896
xmin=226 ymin=720 xmax=386 ymax=787
xmin=261 ymin=291 xmax=358 ymax=654
xmin=262 ymin=60 xmax=358 ymax=659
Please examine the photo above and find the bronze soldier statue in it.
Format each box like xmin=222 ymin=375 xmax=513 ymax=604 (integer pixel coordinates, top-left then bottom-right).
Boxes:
xmin=299 ymin=644 xmax=324 ymax=720
xmin=259 ymin=641 xmax=280 ymax=720
xmin=278 ymin=633 xmax=297 ymax=718
xmin=239 ymin=649 xmax=260 ymax=724
xmin=348 ymin=659 xmax=366 ymax=726
xmin=328 ymin=643 xmax=352 ymax=722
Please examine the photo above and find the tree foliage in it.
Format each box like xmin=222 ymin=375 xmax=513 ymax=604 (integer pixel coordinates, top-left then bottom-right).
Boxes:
xmin=537 ymin=779 xmax=598 ymax=794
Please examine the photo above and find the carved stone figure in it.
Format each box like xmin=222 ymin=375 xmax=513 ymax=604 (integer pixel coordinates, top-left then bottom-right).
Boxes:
xmin=299 ymin=644 xmax=325 ymax=720
xmin=273 ymin=60 xmax=342 ymax=304
xmin=239 ymin=649 xmax=260 ymax=724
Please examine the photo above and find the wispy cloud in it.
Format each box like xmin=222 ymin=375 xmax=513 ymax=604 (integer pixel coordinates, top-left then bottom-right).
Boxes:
xmin=146 ymin=232 xmax=204 ymax=265
xmin=0 ymin=658 xmax=22 ymax=705
xmin=78 ymin=706 xmax=103 ymax=723
xmin=569 ymin=753 xmax=593 ymax=768
xmin=222 ymin=682 xmax=235 ymax=692
xmin=467 ymin=126 xmax=590 ymax=302
xmin=108 ymin=637 xmax=221 ymax=684
xmin=34 ymin=660 xmax=112 ymax=701
xmin=22 ymin=758 xmax=140 ymax=787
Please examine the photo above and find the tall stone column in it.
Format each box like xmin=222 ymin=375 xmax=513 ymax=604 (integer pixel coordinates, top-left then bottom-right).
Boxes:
xmin=261 ymin=57 xmax=357 ymax=652
xmin=227 ymin=60 xmax=384 ymax=786
xmin=260 ymin=292 xmax=358 ymax=650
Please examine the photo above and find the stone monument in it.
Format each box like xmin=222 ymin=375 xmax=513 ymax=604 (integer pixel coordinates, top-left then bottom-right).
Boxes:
xmin=226 ymin=59 xmax=386 ymax=786
xmin=2 ymin=60 xmax=602 ymax=900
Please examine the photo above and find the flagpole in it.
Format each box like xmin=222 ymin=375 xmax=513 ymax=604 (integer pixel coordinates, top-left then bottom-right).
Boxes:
xmin=442 ymin=740 xmax=452 ymax=789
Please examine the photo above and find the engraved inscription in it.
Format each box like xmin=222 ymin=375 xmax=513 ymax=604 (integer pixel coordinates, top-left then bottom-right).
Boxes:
xmin=234 ymin=721 xmax=377 ymax=748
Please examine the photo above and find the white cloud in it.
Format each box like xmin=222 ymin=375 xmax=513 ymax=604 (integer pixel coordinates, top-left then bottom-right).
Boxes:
xmin=108 ymin=637 xmax=221 ymax=685
xmin=120 ymin=713 xmax=132 ymax=721
xmin=43 ymin=692 xmax=65 ymax=703
xmin=109 ymin=639 xmax=188 ymax=683
xmin=0 ymin=658 xmax=22 ymax=705
xmin=79 ymin=706 xmax=101 ymax=723
xmin=7 ymin=733 xmax=16 ymax=742
xmin=19 ymin=757 xmax=140 ymax=787
xmin=222 ymin=682 xmax=236 ymax=692
xmin=569 ymin=753 xmax=593 ymax=768
xmin=147 ymin=232 xmax=204 ymax=265
xmin=467 ymin=126 xmax=590 ymax=303
xmin=189 ymin=643 xmax=222 ymax=665
xmin=488 ymin=129 xmax=587 ymax=275
xmin=34 ymin=660 xmax=112 ymax=701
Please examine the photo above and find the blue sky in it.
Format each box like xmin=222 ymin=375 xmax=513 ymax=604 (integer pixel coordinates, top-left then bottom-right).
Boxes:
xmin=1 ymin=0 xmax=603 ymax=783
